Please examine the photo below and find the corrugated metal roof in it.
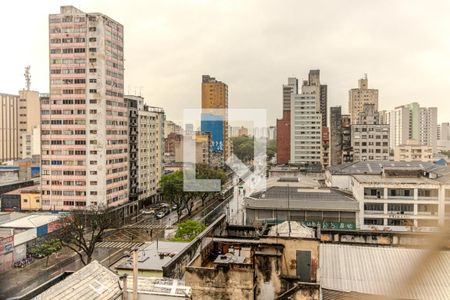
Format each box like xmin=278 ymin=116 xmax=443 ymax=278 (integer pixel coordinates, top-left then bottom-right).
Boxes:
xmin=320 ymin=244 xmax=450 ymax=299
xmin=329 ymin=161 xmax=436 ymax=175
xmin=33 ymin=260 xmax=122 ymax=300
xmin=0 ymin=214 xmax=60 ymax=229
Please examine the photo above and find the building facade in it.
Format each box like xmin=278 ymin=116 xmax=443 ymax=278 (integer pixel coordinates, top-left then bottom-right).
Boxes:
xmin=351 ymin=104 xmax=390 ymax=161
xmin=276 ymin=78 xmax=298 ymax=165
xmin=201 ymin=75 xmax=229 ymax=163
xmin=42 ymin=6 xmax=127 ymax=210
xmin=348 ymin=75 xmax=378 ymax=124
xmin=290 ymin=80 xmax=322 ymax=168
xmin=0 ymin=93 xmax=21 ymax=162
xmin=387 ymin=103 xmax=438 ymax=153
xmin=330 ymin=106 xmax=343 ymax=166
xmin=394 ymin=140 xmax=434 ymax=162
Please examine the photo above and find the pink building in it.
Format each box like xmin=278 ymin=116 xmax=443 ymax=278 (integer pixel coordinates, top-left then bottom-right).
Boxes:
xmin=41 ymin=6 xmax=128 ymax=210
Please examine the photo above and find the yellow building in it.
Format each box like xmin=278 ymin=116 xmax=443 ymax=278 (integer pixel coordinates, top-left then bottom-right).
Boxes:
xmin=201 ymin=75 xmax=229 ymax=162
xmin=20 ymin=186 xmax=41 ymax=211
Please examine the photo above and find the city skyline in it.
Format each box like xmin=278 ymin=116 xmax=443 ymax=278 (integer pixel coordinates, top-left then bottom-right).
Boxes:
xmin=1 ymin=0 xmax=450 ymax=125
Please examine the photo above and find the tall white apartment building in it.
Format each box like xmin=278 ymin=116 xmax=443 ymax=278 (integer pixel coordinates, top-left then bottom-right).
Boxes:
xmin=384 ymin=103 xmax=438 ymax=153
xmin=41 ymin=6 xmax=127 ymax=210
xmin=290 ymin=80 xmax=322 ymax=167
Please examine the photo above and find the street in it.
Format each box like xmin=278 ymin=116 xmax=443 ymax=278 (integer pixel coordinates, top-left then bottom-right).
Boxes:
xmin=0 ymin=195 xmax=224 ymax=299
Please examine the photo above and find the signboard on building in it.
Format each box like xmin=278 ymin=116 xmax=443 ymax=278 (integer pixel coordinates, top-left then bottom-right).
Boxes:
xmin=0 ymin=236 xmax=14 ymax=254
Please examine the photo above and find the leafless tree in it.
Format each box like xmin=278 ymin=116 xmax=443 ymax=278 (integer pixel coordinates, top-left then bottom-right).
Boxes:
xmin=59 ymin=206 xmax=118 ymax=265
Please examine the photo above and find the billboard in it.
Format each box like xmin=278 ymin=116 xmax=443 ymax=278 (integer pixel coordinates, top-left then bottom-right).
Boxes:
xmin=201 ymin=113 xmax=224 ymax=153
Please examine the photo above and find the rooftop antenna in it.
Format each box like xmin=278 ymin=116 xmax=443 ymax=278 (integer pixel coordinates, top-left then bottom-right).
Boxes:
xmin=138 ymin=86 xmax=143 ymax=97
xmin=24 ymin=65 xmax=31 ymax=91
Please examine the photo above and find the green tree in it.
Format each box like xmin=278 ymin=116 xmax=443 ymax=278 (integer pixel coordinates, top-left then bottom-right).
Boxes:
xmin=32 ymin=239 xmax=62 ymax=267
xmin=172 ymin=220 xmax=206 ymax=242
xmin=266 ymin=139 xmax=276 ymax=160
xmin=232 ymin=136 xmax=254 ymax=162
xmin=160 ymin=171 xmax=186 ymax=221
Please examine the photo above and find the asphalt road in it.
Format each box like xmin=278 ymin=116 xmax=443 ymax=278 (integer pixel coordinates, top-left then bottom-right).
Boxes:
xmin=0 ymin=196 xmax=226 ymax=299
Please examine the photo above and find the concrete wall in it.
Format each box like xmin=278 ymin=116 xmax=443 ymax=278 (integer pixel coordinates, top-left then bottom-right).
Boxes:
xmin=185 ymin=264 xmax=255 ymax=300
xmin=162 ymin=214 xmax=227 ymax=279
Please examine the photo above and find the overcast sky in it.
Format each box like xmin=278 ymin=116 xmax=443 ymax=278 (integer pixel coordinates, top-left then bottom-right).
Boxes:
xmin=2 ymin=0 xmax=450 ymax=126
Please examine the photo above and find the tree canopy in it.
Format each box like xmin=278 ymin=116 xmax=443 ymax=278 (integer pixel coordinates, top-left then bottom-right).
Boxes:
xmin=172 ymin=220 xmax=206 ymax=242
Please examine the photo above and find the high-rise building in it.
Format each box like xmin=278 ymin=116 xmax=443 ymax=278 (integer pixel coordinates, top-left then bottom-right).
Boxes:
xmin=201 ymin=75 xmax=229 ymax=164
xmin=307 ymin=70 xmax=328 ymax=127
xmin=386 ymin=103 xmax=438 ymax=153
xmin=440 ymin=122 xmax=450 ymax=141
xmin=349 ymin=75 xmax=378 ymax=124
xmin=164 ymin=120 xmax=183 ymax=138
xmin=277 ymin=78 xmax=298 ymax=165
xmin=126 ymin=96 xmax=165 ymax=204
xmin=0 ymin=90 xmax=40 ymax=162
xmin=267 ymin=126 xmax=276 ymax=140
xmin=351 ymin=104 xmax=390 ymax=161
xmin=330 ymin=106 xmax=343 ymax=166
xmin=41 ymin=6 xmax=127 ymax=210
xmin=282 ymin=77 xmax=298 ymax=111
xmin=0 ymin=93 xmax=21 ymax=162
xmin=290 ymin=79 xmax=322 ymax=168
xmin=341 ymin=115 xmax=353 ymax=163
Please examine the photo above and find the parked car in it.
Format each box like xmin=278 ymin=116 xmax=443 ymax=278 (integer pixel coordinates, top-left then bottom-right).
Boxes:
xmin=156 ymin=209 xmax=169 ymax=219
xmin=141 ymin=208 xmax=155 ymax=215
xmin=160 ymin=203 xmax=170 ymax=208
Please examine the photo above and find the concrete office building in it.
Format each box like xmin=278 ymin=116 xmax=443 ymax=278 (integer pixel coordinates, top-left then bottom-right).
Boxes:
xmin=41 ymin=6 xmax=127 ymax=210
xmin=201 ymin=75 xmax=229 ymax=164
xmin=351 ymin=104 xmax=390 ymax=161
xmin=348 ymin=75 xmax=378 ymax=124
xmin=326 ymin=161 xmax=450 ymax=232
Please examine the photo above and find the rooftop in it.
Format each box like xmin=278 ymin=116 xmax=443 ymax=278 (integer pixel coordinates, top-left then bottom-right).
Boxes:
xmin=328 ymin=161 xmax=436 ymax=175
xmin=320 ymin=243 xmax=450 ymax=299
xmin=126 ymin=277 xmax=191 ymax=298
xmin=246 ymin=186 xmax=358 ymax=211
xmin=4 ymin=184 xmax=41 ymax=195
xmin=116 ymin=241 xmax=189 ymax=272
xmin=0 ymin=213 xmax=61 ymax=229
xmin=352 ymin=174 xmax=439 ymax=185
xmin=33 ymin=260 xmax=122 ymax=300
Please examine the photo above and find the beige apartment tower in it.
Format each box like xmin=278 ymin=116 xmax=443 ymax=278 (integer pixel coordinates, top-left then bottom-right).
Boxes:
xmin=0 ymin=90 xmax=40 ymax=162
xmin=42 ymin=6 xmax=127 ymax=210
xmin=349 ymin=75 xmax=378 ymax=124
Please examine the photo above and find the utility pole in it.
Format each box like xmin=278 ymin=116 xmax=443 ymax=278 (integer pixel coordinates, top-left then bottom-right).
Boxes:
xmin=288 ymin=184 xmax=291 ymax=237
xmin=132 ymin=248 xmax=138 ymax=300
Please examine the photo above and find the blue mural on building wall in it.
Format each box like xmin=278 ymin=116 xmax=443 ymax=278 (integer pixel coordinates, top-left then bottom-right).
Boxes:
xmin=201 ymin=113 xmax=224 ymax=152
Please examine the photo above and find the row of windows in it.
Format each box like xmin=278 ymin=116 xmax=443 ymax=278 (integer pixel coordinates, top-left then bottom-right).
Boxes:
xmin=50 ymin=37 xmax=86 ymax=44
xmin=50 ymin=68 xmax=85 ymax=74
xmin=41 ymin=99 xmax=86 ymax=105
xmin=42 ymin=119 xmax=87 ymax=125
xmin=51 ymin=58 xmax=86 ymax=64
xmin=50 ymin=47 xmax=86 ymax=54
xmin=41 ymin=170 xmax=86 ymax=176
xmin=42 ymin=110 xmax=86 ymax=115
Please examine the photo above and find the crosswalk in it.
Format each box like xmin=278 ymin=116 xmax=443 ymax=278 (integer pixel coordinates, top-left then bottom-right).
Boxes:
xmin=128 ymin=224 xmax=167 ymax=229
xmin=96 ymin=241 xmax=144 ymax=249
